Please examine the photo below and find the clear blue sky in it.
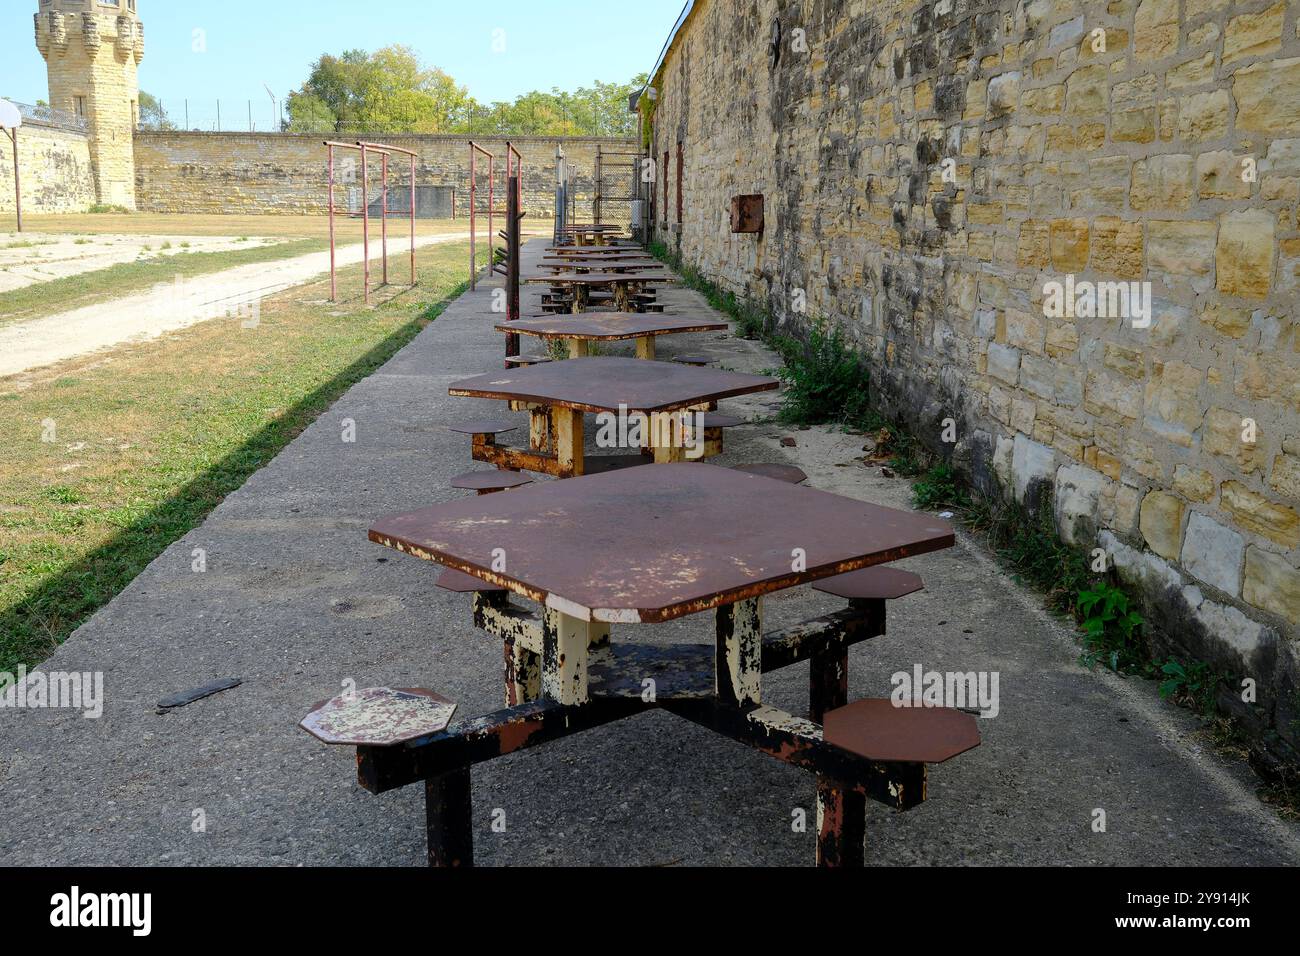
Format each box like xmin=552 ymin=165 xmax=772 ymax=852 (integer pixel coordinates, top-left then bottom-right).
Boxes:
xmin=5 ymin=0 xmax=682 ymax=124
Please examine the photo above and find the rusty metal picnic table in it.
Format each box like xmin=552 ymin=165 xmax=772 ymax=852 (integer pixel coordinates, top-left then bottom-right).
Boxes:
xmin=526 ymin=271 xmax=676 ymax=312
xmin=538 ymin=256 xmax=663 ymax=269
xmin=536 ymin=261 xmax=666 ymax=281
xmin=302 ymin=462 xmax=977 ymax=866
xmin=496 ymin=312 xmax=727 ymax=360
xmin=557 ymin=224 xmax=626 ymax=246
xmin=546 ymin=244 xmax=645 ymax=254
xmin=448 ymin=356 xmax=777 ymax=476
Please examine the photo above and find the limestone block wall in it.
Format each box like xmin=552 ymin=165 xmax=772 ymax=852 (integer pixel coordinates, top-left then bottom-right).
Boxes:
xmin=650 ymin=0 xmax=1300 ymax=755
xmin=36 ymin=0 xmax=144 ymax=209
xmin=0 ymin=124 xmax=95 ymax=214
xmin=133 ymin=133 xmax=637 ymax=221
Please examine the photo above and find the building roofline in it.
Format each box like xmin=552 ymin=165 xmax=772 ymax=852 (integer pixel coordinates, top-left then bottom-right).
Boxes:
xmin=640 ymin=0 xmax=696 ymax=99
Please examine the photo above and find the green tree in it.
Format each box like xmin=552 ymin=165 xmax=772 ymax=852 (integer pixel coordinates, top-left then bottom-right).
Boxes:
xmin=286 ymin=44 xmax=645 ymax=136
xmin=286 ymin=46 xmax=472 ymax=132
xmin=138 ymin=91 xmax=175 ymax=130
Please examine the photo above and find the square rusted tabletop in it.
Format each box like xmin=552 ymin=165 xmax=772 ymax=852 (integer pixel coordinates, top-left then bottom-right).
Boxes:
xmin=448 ymin=356 xmax=776 ymax=414
xmin=538 ymin=258 xmax=663 ymax=269
xmin=543 ymin=249 xmax=651 ymax=255
xmin=369 ymin=462 xmax=954 ymax=623
xmin=496 ymin=313 xmax=727 ymax=342
xmin=545 ymin=249 xmax=644 ymax=257
xmin=525 ymin=272 xmax=674 ymax=285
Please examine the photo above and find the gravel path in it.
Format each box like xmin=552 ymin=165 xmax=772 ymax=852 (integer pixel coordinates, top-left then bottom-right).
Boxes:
xmin=0 ymin=231 xmax=470 ymax=378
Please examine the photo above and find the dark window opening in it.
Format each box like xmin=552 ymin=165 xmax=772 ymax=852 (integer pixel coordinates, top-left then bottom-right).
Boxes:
xmin=676 ymin=142 xmax=684 ymax=224
xmin=662 ymin=150 xmax=670 ymax=225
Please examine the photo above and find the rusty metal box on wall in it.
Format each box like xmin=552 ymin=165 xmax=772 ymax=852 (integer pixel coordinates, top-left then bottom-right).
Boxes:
xmin=730 ymin=194 xmax=764 ymax=234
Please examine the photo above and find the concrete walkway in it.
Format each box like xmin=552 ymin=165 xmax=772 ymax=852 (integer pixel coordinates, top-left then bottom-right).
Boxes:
xmin=0 ymin=231 xmax=471 ymax=377
xmin=2 ymin=238 xmax=1298 ymax=866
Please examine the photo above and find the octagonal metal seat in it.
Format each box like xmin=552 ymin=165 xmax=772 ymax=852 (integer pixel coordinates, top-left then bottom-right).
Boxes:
xmin=300 ymin=687 xmax=457 ymax=747
xmin=450 ymin=470 xmax=534 ymax=495
xmin=447 ymin=420 xmax=519 ymax=437
xmin=813 ymin=566 xmax=924 ymax=601
xmin=823 ymin=698 xmax=980 ymax=764
xmin=731 ymin=462 xmax=808 ymax=484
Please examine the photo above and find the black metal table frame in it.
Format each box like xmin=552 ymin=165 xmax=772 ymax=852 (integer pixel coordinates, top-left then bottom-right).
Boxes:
xmin=354 ymin=588 xmax=929 ymax=867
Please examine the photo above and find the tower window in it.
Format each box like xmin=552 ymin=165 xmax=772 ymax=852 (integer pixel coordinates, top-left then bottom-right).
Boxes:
xmin=74 ymin=96 xmax=86 ymax=118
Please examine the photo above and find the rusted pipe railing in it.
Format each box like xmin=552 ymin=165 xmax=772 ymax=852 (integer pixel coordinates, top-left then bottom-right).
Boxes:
xmin=358 ymin=141 xmax=418 ymax=287
xmin=469 ymin=142 xmax=494 ymax=290
xmin=327 ymin=140 xmax=422 ymax=304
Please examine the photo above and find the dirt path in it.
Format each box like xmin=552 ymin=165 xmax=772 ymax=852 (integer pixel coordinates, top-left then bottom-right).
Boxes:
xmin=0 ymin=233 xmax=471 ymax=378
xmin=0 ymin=233 xmax=287 ymax=294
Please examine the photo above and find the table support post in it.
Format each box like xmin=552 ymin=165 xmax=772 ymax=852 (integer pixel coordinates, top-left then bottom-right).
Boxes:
xmin=634 ymin=336 xmax=656 ymax=361
xmin=541 ymin=609 xmax=591 ymax=705
xmin=716 ymin=596 xmax=763 ymax=707
xmin=811 ymin=625 xmax=864 ymax=867
xmin=503 ymin=634 xmax=541 ymax=706
xmin=426 ymin=767 xmax=473 ymax=867
xmin=569 ymin=338 xmax=590 ymax=358
xmin=809 ymin=642 xmax=847 ymax=724
xmin=816 ymin=783 xmax=866 ymax=868
xmin=553 ymin=407 xmax=584 ymax=476
xmin=529 ymin=405 xmax=553 ymax=453
xmin=651 ymin=412 xmax=687 ymax=464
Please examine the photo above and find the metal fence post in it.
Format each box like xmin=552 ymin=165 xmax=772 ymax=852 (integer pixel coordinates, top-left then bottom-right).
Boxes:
xmin=505 ymin=173 xmax=521 ymax=362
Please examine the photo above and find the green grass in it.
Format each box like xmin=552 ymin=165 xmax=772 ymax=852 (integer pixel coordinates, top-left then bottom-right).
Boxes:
xmin=910 ymin=463 xmax=969 ymax=510
xmin=0 ymin=240 xmax=482 ymax=672
xmin=771 ymin=322 xmax=872 ymax=428
xmin=1 ymin=239 xmax=54 ymax=250
xmin=645 ymin=237 xmax=1286 ymax=760
xmin=0 ymin=238 xmax=327 ymax=327
xmin=648 ymin=240 xmax=873 ymax=429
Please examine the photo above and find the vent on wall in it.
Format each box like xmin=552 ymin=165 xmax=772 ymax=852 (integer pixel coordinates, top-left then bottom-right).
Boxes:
xmin=730 ymin=194 xmax=764 ymax=234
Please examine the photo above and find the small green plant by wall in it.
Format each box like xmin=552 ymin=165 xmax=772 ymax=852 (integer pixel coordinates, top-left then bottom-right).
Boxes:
xmin=648 ymin=240 xmax=1296 ymax=790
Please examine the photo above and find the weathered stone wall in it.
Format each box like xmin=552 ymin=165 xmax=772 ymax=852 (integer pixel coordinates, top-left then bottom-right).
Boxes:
xmin=650 ymin=0 xmax=1300 ymax=755
xmin=0 ymin=123 xmax=95 ymax=214
xmin=133 ymin=132 xmax=637 ymax=221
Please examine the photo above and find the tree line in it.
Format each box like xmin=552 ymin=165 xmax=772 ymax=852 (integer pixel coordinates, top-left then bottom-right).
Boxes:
xmin=139 ymin=46 xmax=644 ymax=138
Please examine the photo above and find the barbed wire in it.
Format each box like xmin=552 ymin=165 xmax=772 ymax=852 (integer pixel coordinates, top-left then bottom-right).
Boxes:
xmin=140 ymin=99 xmax=636 ymax=139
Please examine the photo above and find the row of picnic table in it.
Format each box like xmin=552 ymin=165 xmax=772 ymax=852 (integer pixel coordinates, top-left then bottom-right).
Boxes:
xmin=299 ymin=226 xmax=980 ymax=867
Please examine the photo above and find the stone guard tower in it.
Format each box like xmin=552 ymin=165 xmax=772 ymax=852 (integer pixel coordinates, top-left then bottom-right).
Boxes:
xmin=34 ymin=0 xmax=144 ymax=209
